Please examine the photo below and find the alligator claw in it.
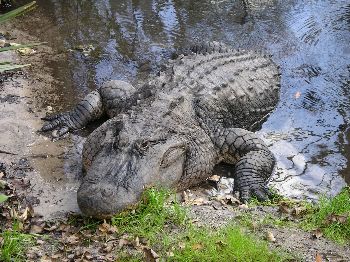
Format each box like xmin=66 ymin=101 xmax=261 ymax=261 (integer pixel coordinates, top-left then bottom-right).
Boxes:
xmin=41 ymin=119 xmax=60 ymax=131
xmin=235 ymin=183 xmax=271 ymax=204
xmin=52 ymin=126 xmax=70 ymax=138
xmin=41 ymin=112 xmax=73 ymax=138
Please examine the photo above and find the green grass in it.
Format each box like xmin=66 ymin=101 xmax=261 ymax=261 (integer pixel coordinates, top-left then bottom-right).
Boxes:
xmin=302 ymin=187 xmax=350 ymax=244
xmin=111 ymin=188 xmax=187 ymax=240
xmin=0 ymin=221 xmax=36 ymax=262
xmin=0 ymin=62 xmax=31 ymax=73
xmin=0 ymin=1 xmax=37 ymax=24
xmin=170 ymin=225 xmax=290 ymax=262
xmin=67 ymin=215 xmax=101 ymax=232
xmin=111 ymin=188 xmax=293 ymax=261
xmin=0 ymin=42 xmax=46 ymax=52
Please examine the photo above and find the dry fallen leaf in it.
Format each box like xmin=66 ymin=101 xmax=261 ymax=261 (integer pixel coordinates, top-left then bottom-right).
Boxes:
xmin=143 ymin=247 xmax=160 ymax=262
xmin=65 ymin=235 xmax=79 ymax=245
xmin=50 ymin=253 xmax=62 ymax=259
xmin=279 ymin=202 xmax=292 ymax=214
xmin=324 ymin=213 xmax=348 ymax=225
xmin=295 ymin=91 xmax=301 ymax=99
xmin=118 ymin=238 xmax=130 ymax=248
xmin=312 ymin=228 xmax=323 ymax=239
xmin=58 ymin=223 xmax=71 ymax=232
xmin=10 ymin=208 xmax=18 ymax=219
xmin=208 ymin=175 xmax=220 ymax=182
xmin=98 ymin=220 xmax=118 ymax=234
xmin=17 ymin=47 xmax=36 ymax=56
xmin=134 ymin=236 xmax=141 ymax=248
xmin=292 ymin=206 xmax=307 ymax=217
xmin=83 ymin=251 xmax=93 ymax=260
xmin=266 ymin=231 xmax=276 ymax=242
xmin=182 ymin=191 xmax=189 ymax=203
xmin=192 ymin=243 xmax=204 ymax=250
xmin=315 ymin=253 xmax=322 ymax=262
xmin=39 ymin=255 xmax=52 ymax=262
xmin=19 ymin=207 xmax=30 ymax=222
xmin=30 ymin=224 xmax=44 ymax=234
xmin=178 ymin=242 xmax=186 ymax=249
xmin=192 ymin=197 xmax=205 ymax=206
xmin=103 ymin=242 xmax=114 ymax=253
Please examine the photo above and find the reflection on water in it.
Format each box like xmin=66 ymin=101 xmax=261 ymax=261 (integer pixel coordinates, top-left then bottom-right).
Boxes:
xmin=20 ymin=0 xmax=350 ymax=199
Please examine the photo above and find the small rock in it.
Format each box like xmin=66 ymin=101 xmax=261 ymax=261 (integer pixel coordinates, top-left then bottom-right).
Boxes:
xmin=0 ymin=39 xmax=6 ymax=47
xmin=266 ymin=231 xmax=276 ymax=242
xmin=30 ymin=224 xmax=44 ymax=234
xmin=238 ymin=204 xmax=248 ymax=210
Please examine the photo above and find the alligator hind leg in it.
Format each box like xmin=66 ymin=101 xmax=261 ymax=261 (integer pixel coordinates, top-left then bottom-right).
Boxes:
xmin=41 ymin=80 xmax=137 ymax=137
xmin=214 ymin=128 xmax=275 ymax=203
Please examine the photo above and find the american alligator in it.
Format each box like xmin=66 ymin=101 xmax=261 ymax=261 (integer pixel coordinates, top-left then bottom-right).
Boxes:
xmin=41 ymin=42 xmax=281 ymax=218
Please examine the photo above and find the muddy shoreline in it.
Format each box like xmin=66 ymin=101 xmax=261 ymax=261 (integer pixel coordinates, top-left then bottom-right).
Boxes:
xmin=0 ymin=20 xmax=82 ymax=219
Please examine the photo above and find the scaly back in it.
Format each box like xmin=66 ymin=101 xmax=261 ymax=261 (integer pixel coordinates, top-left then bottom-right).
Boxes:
xmin=151 ymin=47 xmax=281 ymax=131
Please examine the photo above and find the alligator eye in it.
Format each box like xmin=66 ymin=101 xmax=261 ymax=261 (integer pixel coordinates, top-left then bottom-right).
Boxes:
xmin=161 ymin=146 xmax=187 ymax=168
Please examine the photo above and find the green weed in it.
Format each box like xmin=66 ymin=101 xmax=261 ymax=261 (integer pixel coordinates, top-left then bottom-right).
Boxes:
xmin=111 ymin=188 xmax=186 ymax=240
xmin=302 ymin=187 xmax=350 ymax=244
xmin=111 ymin=188 xmax=293 ymax=261
xmin=67 ymin=215 xmax=101 ymax=232
xmin=170 ymin=225 xmax=292 ymax=262
xmin=0 ymin=221 xmax=35 ymax=262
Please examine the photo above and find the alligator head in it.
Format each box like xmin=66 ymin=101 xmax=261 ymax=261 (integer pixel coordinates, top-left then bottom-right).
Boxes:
xmin=77 ymin=119 xmax=188 ymax=218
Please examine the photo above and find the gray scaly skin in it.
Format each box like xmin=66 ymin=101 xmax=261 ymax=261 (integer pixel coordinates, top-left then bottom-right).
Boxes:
xmin=41 ymin=42 xmax=280 ymax=218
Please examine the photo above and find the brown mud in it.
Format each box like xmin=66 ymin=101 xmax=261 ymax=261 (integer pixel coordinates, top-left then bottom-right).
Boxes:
xmin=0 ymin=21 xmax=82 ymax=219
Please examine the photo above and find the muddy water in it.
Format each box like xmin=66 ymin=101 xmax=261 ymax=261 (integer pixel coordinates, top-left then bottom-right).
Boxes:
xmin=14 ymin=0 xmax=350 ymax=202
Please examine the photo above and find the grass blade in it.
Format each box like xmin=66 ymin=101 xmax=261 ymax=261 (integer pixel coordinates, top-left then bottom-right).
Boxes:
xmin=0 ymin=63 xmax=31 ymax=73
xmin=0 ymin=1 xmax=37 ymax=24
xmin=0 ymin=194 xmax=9 ymax=203
xmin=0 ymin=42 xmax=47 ymax=52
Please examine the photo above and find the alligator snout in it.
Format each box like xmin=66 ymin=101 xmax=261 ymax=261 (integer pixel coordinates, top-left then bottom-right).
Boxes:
xmin=77 ymin=180 xmax=141 ymax=218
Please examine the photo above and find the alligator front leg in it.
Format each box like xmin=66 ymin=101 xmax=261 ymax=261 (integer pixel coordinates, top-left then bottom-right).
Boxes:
xmin=214 ymin=128 xmax=275 ymax=202
xmin=41 ymin=80 xmax=138 ymax=137
xmin=41 ymin=90 xmax=104 ymax=137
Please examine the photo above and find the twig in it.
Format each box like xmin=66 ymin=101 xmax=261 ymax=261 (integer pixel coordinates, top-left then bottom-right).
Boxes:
xmin=0 ymin=149 xmax=17 ymax=155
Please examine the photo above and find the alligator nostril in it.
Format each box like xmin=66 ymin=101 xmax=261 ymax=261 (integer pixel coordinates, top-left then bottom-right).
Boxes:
xmin=101 ymin=188 xmax=113 ymax=197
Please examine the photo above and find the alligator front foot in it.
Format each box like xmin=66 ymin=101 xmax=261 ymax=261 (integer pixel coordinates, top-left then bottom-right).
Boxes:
xmin=233 ymin=175 xmax=273 ymax=203
xmin=212 ymin=128 xmax=276 ymax=204
xmin=41 ymin=113 xmax=76 ymax=137
xmin=40 ymin=90 xmax=104 ymax=138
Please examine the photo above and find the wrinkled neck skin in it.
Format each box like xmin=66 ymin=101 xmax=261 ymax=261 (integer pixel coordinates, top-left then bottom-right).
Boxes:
xmin=77 ymin=93 xmax=215 ymax=219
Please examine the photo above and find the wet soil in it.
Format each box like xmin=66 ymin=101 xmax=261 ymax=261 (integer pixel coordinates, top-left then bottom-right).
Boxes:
xmin=0 ymin=23 xmax=82 ymax=218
